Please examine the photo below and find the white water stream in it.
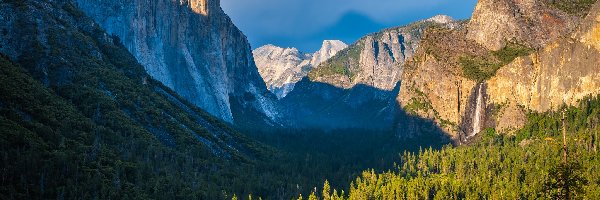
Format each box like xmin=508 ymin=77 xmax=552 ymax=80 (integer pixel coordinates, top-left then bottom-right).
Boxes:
xmin=469 ymin=84 xmax=484 ymax=138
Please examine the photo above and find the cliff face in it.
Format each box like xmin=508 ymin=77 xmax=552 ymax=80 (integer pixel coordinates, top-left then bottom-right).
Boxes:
xmin=281 ymin=16 xmax=457 ymax=130
xmin=467 ymin=0 xmax=580 ymax=50
xmin=75 ymin=0 xmax=278 ymax=123
xmin=398 ymin=25 xmax=481 ymax=138
xmin=400 ymin=0 xmax=600 ymax=139
xmin=488 ymin=1 xmax=600 ymax=114
xmin=307 ymin=16 xmax=459 ymax=91
xmin=0 ymin=0 xmax=270 ymax=198
xmin=253 ymin=40 xmax=347 ymax=99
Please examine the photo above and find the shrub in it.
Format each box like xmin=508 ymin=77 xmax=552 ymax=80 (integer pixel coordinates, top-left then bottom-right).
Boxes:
xmin=546 ymin=0 xmax=598 ymax=15
xmin=460 ymin=43 xmax=533 ymax=81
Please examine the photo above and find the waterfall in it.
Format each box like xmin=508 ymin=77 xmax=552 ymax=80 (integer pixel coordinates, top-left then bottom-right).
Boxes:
xmin=469 ymin=84 xmax=484 ymax=138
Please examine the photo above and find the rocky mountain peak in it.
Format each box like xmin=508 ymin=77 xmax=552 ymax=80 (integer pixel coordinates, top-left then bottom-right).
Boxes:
xmin=311 ymin=40 xmax=348 ymax=67
xmin=254 ymin=41 xmax=347 ymax=99
xmin=467 ymin=0 xmax=583 ymax=50
xmin=308 ymin=18 xmax=458 ymax=91
xmin=399 ymin=0 xmax=600 ymax=139
xmin=426 ymin=15 xmax=455 ymax=24
xmin=254 ymin=45 xmax=307 ymax=87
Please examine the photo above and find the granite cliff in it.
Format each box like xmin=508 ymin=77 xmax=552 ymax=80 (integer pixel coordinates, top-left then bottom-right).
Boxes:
xmin=467 ymin=0 xmax=581 ymax=50
xmin=281 ymin=16 xmax=458 ymax=130
xmin=284 ymin=0 xmax=600 ymax=140
xmin=75 ymin=0 xmax=278 ymax=123
xmin=307 ymin=15 xmax=459 ymax=91
xmin=487 ymin=0 xmax=600 ymax=132
xmin=399 ymin=0 xmax=600 ymax=140
xmin=253 ymin=40 xmax=347 ymax=99
xmin=0 ymin=0 xmax=272 ymax=198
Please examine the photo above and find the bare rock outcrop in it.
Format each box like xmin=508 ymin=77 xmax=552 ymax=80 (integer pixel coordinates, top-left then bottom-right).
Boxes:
xmin=467 ymin=0 xmax=581 ymax=50
xmin=308 ymin=16 xmax=459 ymax=91
xmin=488 ymin=1 xmax=600 ymax=113
xmin=253 ymin=40 xmax=347 ymax=99
xmin=75 ymin=0 xmax=278 ymax=123
xmin=402 ymin=0 xmax=600 ymax=139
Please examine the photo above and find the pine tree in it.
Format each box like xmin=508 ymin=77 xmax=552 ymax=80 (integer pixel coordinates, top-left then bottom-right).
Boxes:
xmin=323 ymin=180 xmax=331 ymax=200
xmin=309 ymin=191 xmax=318 ymax=200
xmin=544 ymin=162 xmax=588 ymax=199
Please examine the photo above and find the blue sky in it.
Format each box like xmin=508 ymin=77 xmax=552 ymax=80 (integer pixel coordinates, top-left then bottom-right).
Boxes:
xmin=221 ymin=0 xmax=478 ymax=52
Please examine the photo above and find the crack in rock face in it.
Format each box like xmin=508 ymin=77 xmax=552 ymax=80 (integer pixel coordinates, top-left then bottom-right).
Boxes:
xmin=76 ymin=0 xmax=278 ymax=123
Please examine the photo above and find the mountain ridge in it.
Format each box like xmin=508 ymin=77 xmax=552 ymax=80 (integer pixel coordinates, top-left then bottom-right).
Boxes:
xmin=75 ymin=0 xmax=279 ymax=124
xmin=399 ymin=0 xmax=600 ymax=140
xmin=253 ymin=40 xmax=347 ymax=98
xmin=0 ymin=0 xmax=278 ymax=198
xmin=280 ymin=15 xmax=460 ymax=131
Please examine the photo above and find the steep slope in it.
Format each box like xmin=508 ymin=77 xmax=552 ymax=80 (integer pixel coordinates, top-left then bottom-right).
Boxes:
xmin=399 ymin=25 xmax=491 ymax=139
xmin=281 ymin=16 xmax=458 ymax=131
xmin=487 ymin=0 xmax=600 ymax=130
xmin=74 ymin=0 xmax=278 ymax=123
xmin=307 ymin=15 xmax=459 ymax=91
xmin=467 ymin=0 xmax=582 ymax=50
xmin=310 ymin=40 xmax=349 ymax=67
xmin=0 ymin=0 xmax=273 ymax=198
xmin=320 ymin=94 xmax=600 ymax=199
xmin=399 ymin=0 xmax=600 ymax=141
xmin=253 ymin=40 xmax=347 ymax=99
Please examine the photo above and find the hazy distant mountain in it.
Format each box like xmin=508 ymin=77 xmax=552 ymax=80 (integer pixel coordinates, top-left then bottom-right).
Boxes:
xmin=280 ymin=15 xmax=459 ymax=132
xmin=253 ymin=40 xmax=347 ymax=98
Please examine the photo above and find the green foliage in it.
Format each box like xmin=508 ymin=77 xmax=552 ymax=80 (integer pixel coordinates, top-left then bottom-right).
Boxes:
xmin=544 ymin=162 xmax=588 ymax=199
xmin=492 ymin=43 xmax=535 ymax=65
xmin=403 ymin=86 xmax=456 ymax=129
xmin=62 ymin=3 xmax=85 ymax=19
xmin=459 ymin=56 xmax=497 ymax=81
xmin=315 ymin=95 xmax=600 ymax=199
xmin=309 ymin=191 xmax=318 ymax=200
xmin=516 ymin=95 xmax=600 ymax=142
xmin=5 ymin=0 xmax=27 ymax=8
xmin=404 ymin=87 xmax=434 ymax=115
xmin=0 ymin=1 xmax=279 ymax=199
xmin=309 ymin=43 xmax=362 ymax=81
xmin=245 ymin=128 xmax=450 ymax=199
xmin=404 ymin=97 xmax=433 ymax=115
xmin=323 ymin=180 xmax=331 ymax=200
xmin=546 ymin=0 xmax=598 ymax=15
xmin=460 ymin=43 xmax=533 ymax=81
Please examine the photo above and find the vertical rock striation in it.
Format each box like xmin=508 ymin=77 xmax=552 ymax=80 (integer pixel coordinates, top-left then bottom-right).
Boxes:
xmin=467 ymin=0 xmax=580 ymax=50
xmin=253 ymin=40 xmax=347 ymax=99
xmin=282 ymin=16 xmax=457 ymax=130
xmin=75 ymin=0 xmax=278 ymax=123
xmin=487 ymin=1 xmax=600 ymax=113
xmin=401 ymin=0 xmax=600 ymax=139
xmin=308 ymin=15 xmax=458 ymax=91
